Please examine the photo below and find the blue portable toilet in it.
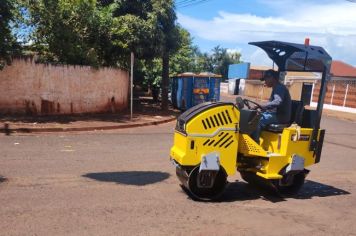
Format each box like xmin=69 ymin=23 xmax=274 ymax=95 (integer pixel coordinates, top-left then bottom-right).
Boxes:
xmin=171 ymin=73 xmax=222 ymax=110
xmin=171 ymin=73 xmax=194 ymax=110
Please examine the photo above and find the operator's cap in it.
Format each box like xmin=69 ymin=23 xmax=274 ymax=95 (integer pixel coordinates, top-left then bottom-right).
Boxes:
xmin=260 ymin=69 xmax=279 ymax=81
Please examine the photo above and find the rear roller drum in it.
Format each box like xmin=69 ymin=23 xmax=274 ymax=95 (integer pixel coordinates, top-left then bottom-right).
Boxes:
xmin=240 ymin=170 xmax=308 ymax=196
xmin=176 ymin=166 xmax=227 ymax=201
xmin=271 ymin=170 xmax=308 ymax=196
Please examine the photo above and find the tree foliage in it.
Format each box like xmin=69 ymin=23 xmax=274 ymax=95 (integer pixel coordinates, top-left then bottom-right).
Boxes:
xmin=21 ymin=0 xmax=241 ymax=78
xmin=0 ymin=0 xmax=18 ymax=69
xmin=210 ymin=46 xmax=241 ymax=80
xmin=139 ymin=29 xmax=242 ymax=91
xmin=24 ymin=0 xmax=180 ymax=67
xmin=25 ymin=0 xmax=116 ymax=67
xmin=139 ymin=27 xmax=197 ymax=89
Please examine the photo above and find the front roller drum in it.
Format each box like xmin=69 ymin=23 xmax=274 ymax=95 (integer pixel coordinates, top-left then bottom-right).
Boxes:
xmin=176 ymin=165 xmax=227 ymax=201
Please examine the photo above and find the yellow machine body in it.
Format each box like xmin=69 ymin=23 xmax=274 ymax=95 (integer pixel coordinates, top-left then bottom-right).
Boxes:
xmin=171 ymin=103 xmax=240 ymax=176
xmin=170 ymin=102 xmax=324 ymax=181
xmin=238 ymin=128 xmax=323 ymax=179
xmin=170 ymin=40 xmax=330 ymax=200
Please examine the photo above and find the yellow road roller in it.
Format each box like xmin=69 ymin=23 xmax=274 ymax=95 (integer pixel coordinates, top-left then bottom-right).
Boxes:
xmin=170 ymin=40 xmax=331 ymax=200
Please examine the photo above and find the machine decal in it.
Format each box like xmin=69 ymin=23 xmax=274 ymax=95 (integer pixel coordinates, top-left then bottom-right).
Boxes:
xmin=188 ymin=127 xmax=238 ymax=138
xmin=291 ymin=134 xmax=310 ymax=141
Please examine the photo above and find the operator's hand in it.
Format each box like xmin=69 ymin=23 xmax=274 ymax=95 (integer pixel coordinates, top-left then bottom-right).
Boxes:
xmin=251 ymin=105 xmax=259 ymax=110
xmin=252 ymin=104 xmax=266 ymax=112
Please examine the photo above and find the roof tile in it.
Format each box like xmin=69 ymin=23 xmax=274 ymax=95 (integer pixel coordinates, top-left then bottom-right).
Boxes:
xmin=331 ymin=61 xmax=356 ymax=78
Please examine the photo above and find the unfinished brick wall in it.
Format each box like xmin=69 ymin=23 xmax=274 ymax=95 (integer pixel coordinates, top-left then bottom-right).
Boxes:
xmin=243 ymin=81 xmax=301 ymax=101
xmin=243 ymin=81 xmax=271 ymax=101
xmin=0 ymin=59 xmax=129 ymax=115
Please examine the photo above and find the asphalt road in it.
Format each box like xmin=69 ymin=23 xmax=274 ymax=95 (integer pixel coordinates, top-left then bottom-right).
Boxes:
xmin=1 ymin=116 xmax=356 ymax=236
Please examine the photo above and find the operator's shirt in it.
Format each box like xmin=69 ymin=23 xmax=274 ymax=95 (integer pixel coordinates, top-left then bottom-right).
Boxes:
xmin=263 ymin=83 xmax=291 ymax=124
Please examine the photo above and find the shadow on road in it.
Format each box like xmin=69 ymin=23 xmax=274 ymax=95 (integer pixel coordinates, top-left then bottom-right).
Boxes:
xmin=218 ymin=180 xmax=350 ymax=203
xmin=83 ymin=171 xmax=170 ymax=186
xmin=295 ymin=180 xmax=351 ymax=199
xmin=220 ymin=181 xmax=285 ymax=203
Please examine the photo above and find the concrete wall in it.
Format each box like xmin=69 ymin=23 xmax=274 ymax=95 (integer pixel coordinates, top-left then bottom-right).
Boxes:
xmin=0 ymin=59 xmax=129 ymax=115
xmin=220 ymin=82 xmax=228 ymax=94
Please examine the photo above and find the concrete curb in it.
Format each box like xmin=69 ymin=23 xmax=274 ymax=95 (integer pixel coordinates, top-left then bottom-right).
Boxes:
xmin=0 ymin=116 xmax=177 ymax=134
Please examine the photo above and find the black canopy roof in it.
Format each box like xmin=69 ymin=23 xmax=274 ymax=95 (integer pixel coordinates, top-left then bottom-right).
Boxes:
xmin=249 ymin=41 xmax=332 ymax=73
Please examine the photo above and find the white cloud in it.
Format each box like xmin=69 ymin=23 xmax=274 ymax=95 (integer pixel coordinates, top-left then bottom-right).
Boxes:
xmin=178 ymin=1 xmax=356 ymax=66
xmin=226 ymin=48 xmax=241 ymax=54
xmin=248 ymin=48 xmax=273 ymax=66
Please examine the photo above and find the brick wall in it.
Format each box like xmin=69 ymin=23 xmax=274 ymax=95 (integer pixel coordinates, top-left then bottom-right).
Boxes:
xmin=243 ymin=78 xmax=356 ymax=109
xmin=0 ymin=59 xmax=129 ymax=115
xmin=312 ymin=80 xmax=356 ymax=108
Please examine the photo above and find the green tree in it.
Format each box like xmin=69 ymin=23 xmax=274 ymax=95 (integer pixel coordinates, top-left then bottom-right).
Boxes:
xmin=0 ymin=0 xmax=18 ymax=69
xmin=152 ymin=0 xmax=180 ymax=110
xmin=211 ymin=46 xmax=241 ymax=80
xmin=139 ymin=27 xmax=197 ymax=96
xmin=26 ymin=0 xmax=116 ymax=67
xmin=169 ymin=27 xmax=198 ymax=74
xmin=106 ymin=0 xmax=180 ymax=109
xmin=194 ymin=51 xmax=214 ymax=73
xmin=109 ymin=1 xmax=159 ymax=64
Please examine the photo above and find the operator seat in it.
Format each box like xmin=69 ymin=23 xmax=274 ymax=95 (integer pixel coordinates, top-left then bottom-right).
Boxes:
xmin=265 ymin=100 xmax=304 ymax=133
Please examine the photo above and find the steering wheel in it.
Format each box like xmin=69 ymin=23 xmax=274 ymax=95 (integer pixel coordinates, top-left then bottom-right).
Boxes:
xmin=243 ymin=99 xmax=264 ymax=111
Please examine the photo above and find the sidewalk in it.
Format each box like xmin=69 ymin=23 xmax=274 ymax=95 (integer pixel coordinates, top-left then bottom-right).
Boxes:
xmin=1 ymin=95 xmax=354 ymax=135
xmin=0 ymin=98 xmax=179 ymax=134
xmin=320 ymin=108 xmax=356 ymax=122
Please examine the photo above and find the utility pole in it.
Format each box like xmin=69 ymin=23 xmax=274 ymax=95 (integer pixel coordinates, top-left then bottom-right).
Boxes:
xmin=130 ymin=52 xmax=134 ymax=119
xmin=161 ymin=50 xmax=169 ymax=111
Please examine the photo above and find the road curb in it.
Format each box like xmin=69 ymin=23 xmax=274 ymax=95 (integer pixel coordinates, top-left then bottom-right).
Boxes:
xmin=0 ymin=116 xmax=177 ymax=134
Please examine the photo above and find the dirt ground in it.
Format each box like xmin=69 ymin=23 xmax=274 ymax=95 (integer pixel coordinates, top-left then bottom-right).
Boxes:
xmin=1 ymin=116 xmax=356 ymax=236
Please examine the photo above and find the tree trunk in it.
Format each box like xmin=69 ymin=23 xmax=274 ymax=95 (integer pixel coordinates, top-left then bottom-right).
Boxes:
xmin=161 ymin=50 xmax=169 ymax=111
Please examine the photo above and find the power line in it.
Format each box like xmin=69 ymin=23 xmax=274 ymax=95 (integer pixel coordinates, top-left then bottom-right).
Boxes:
xmin=175 ymin=0 xmax=215 ymax=9
xmin=176 ymin=0 xmax=212 ymax=8
xmin=176 ymin=0 xmax=199 ymax=7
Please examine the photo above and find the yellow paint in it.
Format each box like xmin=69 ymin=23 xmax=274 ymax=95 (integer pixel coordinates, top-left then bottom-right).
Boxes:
xmin=170 ymin=104 xmax=239 ymax=175
xmin=170 ymin=103 xmax=324 ymax=180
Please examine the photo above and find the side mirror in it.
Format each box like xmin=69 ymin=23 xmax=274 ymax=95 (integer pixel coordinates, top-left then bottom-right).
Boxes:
xmin=236 ymin=97 xmax=244 ymax=110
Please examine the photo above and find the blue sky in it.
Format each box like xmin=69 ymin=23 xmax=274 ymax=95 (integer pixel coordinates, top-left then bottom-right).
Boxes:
xmin=176 ymin=0 xmax=356 ymax=67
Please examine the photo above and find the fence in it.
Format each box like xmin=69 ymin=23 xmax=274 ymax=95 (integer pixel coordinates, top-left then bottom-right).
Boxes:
xmin=312 ymin=80 xmax=356 ymax=108
xmin=239 ymin=79 xmax=356 ymax=112
xmin=0 ymin=58 xmax=129 ymax=115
